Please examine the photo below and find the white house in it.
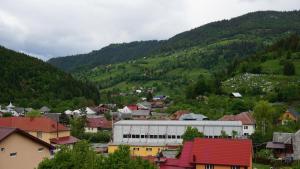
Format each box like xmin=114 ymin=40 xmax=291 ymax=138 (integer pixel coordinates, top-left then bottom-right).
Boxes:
xmin=219 ymin=112 xmax=255 ymax=136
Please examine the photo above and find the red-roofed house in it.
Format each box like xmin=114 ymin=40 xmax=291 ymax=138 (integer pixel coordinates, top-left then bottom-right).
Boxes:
xmin=85 ymin=117 xmax=112 ymax=133
xmin=160 ymin=141 xmax=194 ymax=169
xmin=0 ymin=117 xmax=78 ymax=144
xmin=160 ymin=138 xmax=252 ymax=169
xmin=219 ymin=112 xmax=256 ymax=136
xmin=127 ymin=105 xmax=139 ymax=111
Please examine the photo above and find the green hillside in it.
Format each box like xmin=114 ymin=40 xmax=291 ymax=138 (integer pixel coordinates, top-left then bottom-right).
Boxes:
xmin=49 ymin=11 xmax=300 ymax=72
xmin=48 ymin=40 xmax=161 ymax=72
xmin=0 ymin=46 xmax=100 ymax=111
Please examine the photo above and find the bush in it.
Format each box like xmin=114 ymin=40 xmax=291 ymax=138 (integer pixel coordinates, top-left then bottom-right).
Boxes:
xmin=82 ymin=131 xmax=111 ymax=143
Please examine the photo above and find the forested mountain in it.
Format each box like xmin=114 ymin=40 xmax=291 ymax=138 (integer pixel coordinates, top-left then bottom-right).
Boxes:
xmin=49 ymin=10 xmax=300 ymax=72
xmin=0 ymin=46 xmax=100 ymax=111
xmin=48 ymin=40 xmax=161 ymax=72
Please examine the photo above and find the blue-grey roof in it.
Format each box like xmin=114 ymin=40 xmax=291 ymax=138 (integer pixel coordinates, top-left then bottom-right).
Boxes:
xmin=179 ymin=113 xmax=208 ymax=121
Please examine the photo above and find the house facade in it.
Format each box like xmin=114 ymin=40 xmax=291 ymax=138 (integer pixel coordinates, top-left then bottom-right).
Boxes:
xmin=0 ymin=127 xmax=54 ymax=169
xmin=85 ymin=117 xmax=112 ymax=133
xmin=0 ymin=117 xmax=77 ymax=144
xmin=219 ymin=112 xmax=256 ymax=136
xmin=108 ymin=120 xmax=243 ymax=156
xmin=160 ymin=138 xmax=253 ymax=169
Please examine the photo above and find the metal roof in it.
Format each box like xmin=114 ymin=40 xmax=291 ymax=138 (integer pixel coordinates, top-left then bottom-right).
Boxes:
xmin=114 ymin=120 xmax=242 ymax=126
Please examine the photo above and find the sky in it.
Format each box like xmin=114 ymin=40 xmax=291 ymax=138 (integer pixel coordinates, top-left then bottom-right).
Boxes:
xmin=0 ymin=0 xmax=299 ymax=60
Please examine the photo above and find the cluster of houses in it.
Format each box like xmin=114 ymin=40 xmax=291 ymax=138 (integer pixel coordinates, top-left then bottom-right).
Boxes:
xmin=0 ymin=102 xmax=51 ymax=117
xmin=1 ymin=98 xmax=300 ymax=169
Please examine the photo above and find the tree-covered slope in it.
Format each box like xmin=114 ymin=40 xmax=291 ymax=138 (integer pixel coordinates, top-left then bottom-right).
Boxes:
xmin=0 ymin=46 xmax=100 ymax=110
xmin=48 ymin=40 xmax=161 ymax=72
xmin=49 ymin=10 xmax=300 ymax=72
xmin=160 ymin=11 xmax=300 ymax=51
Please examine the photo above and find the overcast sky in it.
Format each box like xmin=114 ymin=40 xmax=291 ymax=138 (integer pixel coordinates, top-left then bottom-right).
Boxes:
xmin=0 ymin=0 xmax=299 ymax=60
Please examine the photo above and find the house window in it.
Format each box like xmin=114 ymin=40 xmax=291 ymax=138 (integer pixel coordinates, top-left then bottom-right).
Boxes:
xmin=37 ymin=131 xmax=42 ymax=139
xmin=141 ymin=135 xmax=145 ymax=138
xmin=244 ymin=133 xmax=249 ymax=136
xmin=177 ymin=135 xmax=181 ymax=139
xmin=146 ymin=148 xmax=152 ymax=151
xmin=243 ymin=126 xmax=248 ymax=129
xmin=10 ymin=152 xmax=17 ymax=157
xmin=171 ymin=135 xmax=175 ymax=139
xmin=231 ymin=166 xmax=240 ymax=169
xmin=167 ymin=135 xmax=171 ymax=139
xmin=133 ymin=148 xmax=139 ymax=151
xmin=38 ymin=148 xmax=44 ymax=152
xmin=205 ymin=164 xmax=214 ymax=169
xmin=0 ymin=148 xmax=5 ymax=152
xmin=123 ymin=134 xmax=128 ymax=138
xmin=154 ymin=135 xmax=158 ymax=139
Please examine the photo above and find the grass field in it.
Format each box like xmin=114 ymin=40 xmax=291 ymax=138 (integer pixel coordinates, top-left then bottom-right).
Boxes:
xmin=253 ymin=163 xmax=271 ymax=169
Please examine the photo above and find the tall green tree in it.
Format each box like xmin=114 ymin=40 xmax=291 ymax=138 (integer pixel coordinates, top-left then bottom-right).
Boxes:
xmin=26 ymin=110 xmax=42 ymax=117
xmin=253 ymin=101 xmax=275 ymax=135
xmin=182 ymin=126 xmax=204 ymax=141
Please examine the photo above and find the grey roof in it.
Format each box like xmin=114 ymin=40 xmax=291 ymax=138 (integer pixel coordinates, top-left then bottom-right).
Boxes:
xmin=273 ymin=132 xmax=294 ymax=144
xmin=40 ymin=106 xmax=51 ymax=112
xmin=266 ymin=142 xmax=285 ymax=149
xmin=132 ymin=110 xmax=151 ymax=116
xmin=179 ymin=113 xmax=208 ymax=121
xmin=114 ymin=120 xmax=242 ymax=126
xmin=15 ymin=107 xmax=25 ymax=114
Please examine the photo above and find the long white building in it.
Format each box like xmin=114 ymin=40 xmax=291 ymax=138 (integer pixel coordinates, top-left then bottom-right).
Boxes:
xmin=112 ymin=120 xmax=243 ymax=145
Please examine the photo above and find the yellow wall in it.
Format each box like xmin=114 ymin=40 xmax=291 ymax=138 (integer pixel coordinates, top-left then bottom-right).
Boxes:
xmin=196 ymin=164 xmax=250 ymax=169
xmin=29 ymin=131 xmax=70 ymax=143
xmin=108 ymin=145 xmax=166 ymax=156
xmin=281 ymin=112 xmax=297 ymax=121
xmin=0 ymin=133 xmax=51 ymax=169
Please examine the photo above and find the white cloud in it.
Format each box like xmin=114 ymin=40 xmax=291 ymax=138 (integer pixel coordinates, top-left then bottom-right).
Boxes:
xmin=0 ymin=0 xmax=299 ymax=60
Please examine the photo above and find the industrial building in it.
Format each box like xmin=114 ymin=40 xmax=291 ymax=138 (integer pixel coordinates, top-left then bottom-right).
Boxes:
xmin=108 ymin=120 xmax=243 ymax=156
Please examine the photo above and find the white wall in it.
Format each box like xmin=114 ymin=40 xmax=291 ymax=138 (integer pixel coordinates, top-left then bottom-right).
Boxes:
xmin=242 ymin=125 xmax=255 ymax=136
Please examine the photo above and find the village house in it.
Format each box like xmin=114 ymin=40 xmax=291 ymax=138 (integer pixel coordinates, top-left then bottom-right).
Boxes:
xmin=160 ymin=138 xmax=253 ymax=169
xmin=266 ymin=130 xmax=300 ymax=160
xmin=39 ymin=106 xmax=51 ymax=114
xmin=0 ymin=117 xmax=78 ymax=145
xmin=219 ymin=112 xmax=256 ymax=136
xmin=85 ymin=117 xmax=112 ymax=133
xmin=0 ymin=127 xmax=54 ymax=169
xmin=108 ymin=120 xmax=243 ymax=156
xmin=279 ymin=110 xmax=300 ymax=125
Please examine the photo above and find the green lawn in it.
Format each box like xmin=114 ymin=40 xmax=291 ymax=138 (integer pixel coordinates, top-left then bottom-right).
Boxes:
xmin=253 ymin=163 xmax=270 ymax=169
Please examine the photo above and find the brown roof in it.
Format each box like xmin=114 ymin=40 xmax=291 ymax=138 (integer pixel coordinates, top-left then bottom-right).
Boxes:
xmin=170 ymin=110 xmax=189 ymax=120
xmin=219 ymin=112 xmax=255 ymax=125
xmin=50 ymin=136 xmax=79 ymax=145
xmin=0 ymin=127 xmax=54 ymax=149
xmin=0 ymin=117 xmax=69 ymax=132
xmin=86 ymin=117 xmax=112 ymax=129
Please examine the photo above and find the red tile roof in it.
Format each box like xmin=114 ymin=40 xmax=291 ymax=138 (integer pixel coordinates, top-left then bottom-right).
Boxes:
xmin=86 ymin=117 xmax=112 ymax=129
xmin=127 ymin=105 xmax=139 ymax=111
xmin=192 ymin=138 xmax=252 ymax=167
xmin=160 ymin=141 xmax=194 ymax=169
xmin=0 ymin=117 xmax=69 ymax=132
xmin=50 ymin=136 xmax=79 ymax=145
xmin=0 ymin=127 xmax=54 ymax=149
xmin=219 ymin=112 xmax=255 ymax=125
